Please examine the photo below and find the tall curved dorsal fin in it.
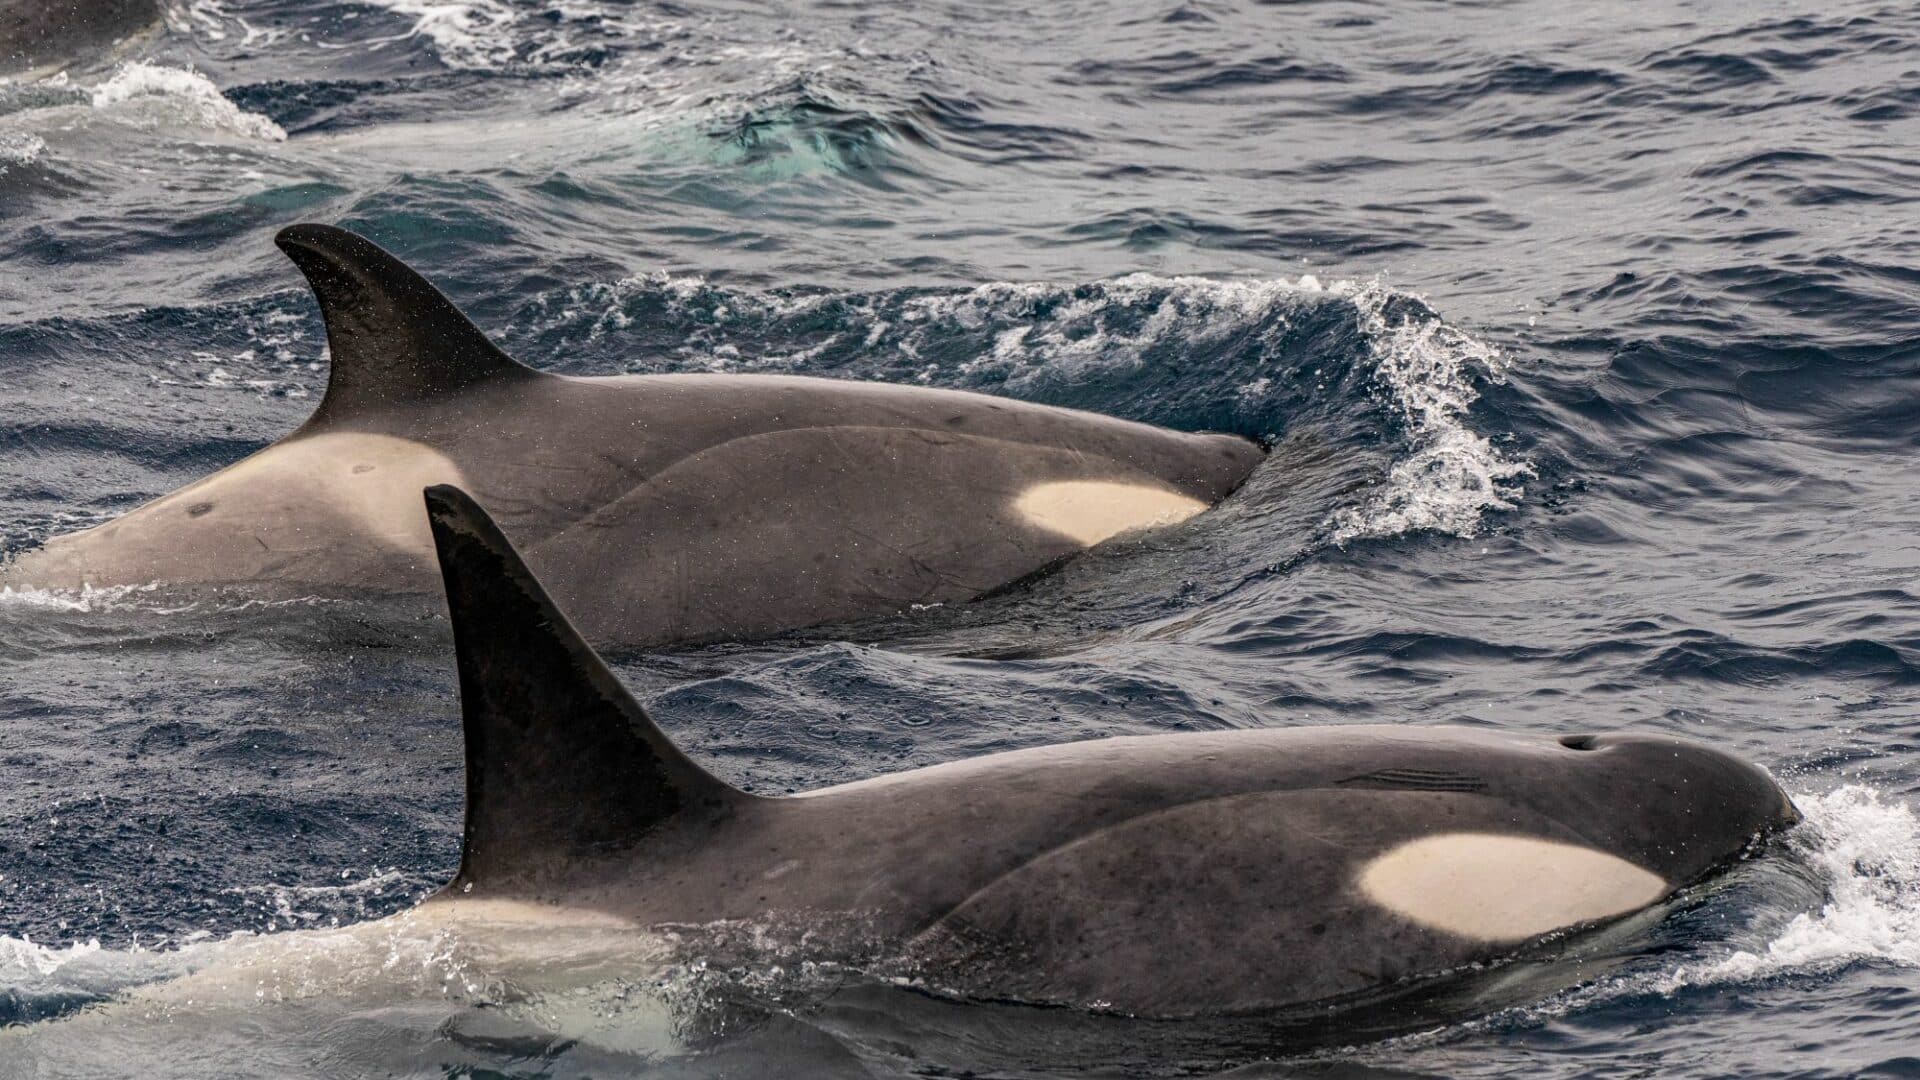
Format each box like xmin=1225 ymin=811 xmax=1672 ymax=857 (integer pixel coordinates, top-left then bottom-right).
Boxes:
xmin=276 ymin=224 xmax=541 ymax=424
xmin=423 ymin=484 xmax=748 ymax=894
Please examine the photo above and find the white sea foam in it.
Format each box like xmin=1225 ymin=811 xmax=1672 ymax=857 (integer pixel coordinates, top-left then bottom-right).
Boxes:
xmin=0 ymin=935 xmax=104 ymax=980
xmin=546 ymin=271 xmax=1331 ymax=372
xmin=170 ymin=0 xmax=289 ymax=50
xmin=0 ymin=933 xmax=188 ymax=1022
xmin=0 ymin=582 xmax=164 ymax=612
xmin=162 ymin=349 xmax=312 ymax=399
xmin=359 ymin=0 xmax=525 ymax=68
xmin=918 ymin=274 xmax=1321 ymax=386
xmin=1325 ymin=280 xmax=1531 ymax=543
xmin=0 ymin=581 xmax=344 ymax=615
xmin=1657 ymin=785 xmax=1920 ymax=988
xmin=357 ymin=0 xmax=670 ymax=72
xmin=0 ymin=131 xmax=46 ymax=172
xmin=87 ymin=62 xmax=286 ymax=141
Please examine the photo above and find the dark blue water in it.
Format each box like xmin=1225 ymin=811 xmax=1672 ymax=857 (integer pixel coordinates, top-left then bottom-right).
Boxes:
xmin=1 ymin=0 xmax=1918 ymax=1075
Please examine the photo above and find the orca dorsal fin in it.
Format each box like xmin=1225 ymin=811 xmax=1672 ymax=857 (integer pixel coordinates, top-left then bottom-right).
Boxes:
xmin=422 ymin=484 xmax=747 ymax=894
xmin=276 ymin=224 xmax=540 ymax=424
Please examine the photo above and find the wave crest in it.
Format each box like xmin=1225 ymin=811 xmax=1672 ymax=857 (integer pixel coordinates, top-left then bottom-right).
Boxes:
xmin=88 ymin=62 xmax=287 ymax=141
xmin=1327 ymin=281 xmax=1531 ymax=542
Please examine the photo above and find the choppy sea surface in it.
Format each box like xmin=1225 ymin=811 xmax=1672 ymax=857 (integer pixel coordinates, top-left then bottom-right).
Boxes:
xmin=1 ymin=0 xmax=1917 ymax=1075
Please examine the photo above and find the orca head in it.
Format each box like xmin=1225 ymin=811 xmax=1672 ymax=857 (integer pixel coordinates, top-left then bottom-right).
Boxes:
xmin=1349 ymin=730 xmax=1798 ymax=947
xmin=1550 ymin=731 xmax=1800 ymax=884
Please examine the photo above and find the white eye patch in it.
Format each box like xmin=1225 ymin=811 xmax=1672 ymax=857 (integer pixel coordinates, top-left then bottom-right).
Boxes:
xmin=1013 ymin=480 xmax=1208 ymax=547
xmin=1356 ymin=832 xmax=1669 ymax=942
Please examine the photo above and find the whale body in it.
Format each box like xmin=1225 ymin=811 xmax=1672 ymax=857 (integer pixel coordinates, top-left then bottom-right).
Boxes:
xmin=371 ymin=484 xmax=1797 ymax=1019
xmin=2 ymin=224 xmax=1264 ymax=646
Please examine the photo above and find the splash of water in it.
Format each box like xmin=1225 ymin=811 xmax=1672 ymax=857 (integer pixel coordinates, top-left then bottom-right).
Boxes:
xmin=1660 ymin=785 xmax=1920 ymax=988
xmin=0 ymin=131 xmax=45 ymax=172
xmin=1326 ymin=281 xmax=1532 ymax=543
xmin=0 ymin=936 xmax=104 ymax=980
xmin=88 ymin=62 xmax=287 ymax=141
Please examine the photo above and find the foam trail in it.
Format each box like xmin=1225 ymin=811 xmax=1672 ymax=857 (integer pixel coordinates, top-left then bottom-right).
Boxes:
xmin=356 ymin=0 xmax=667 ymax=72
xmin=0 ymin=583 xmax=164 ymax=612
xmin=1327 ymin=281 xmax=1531 ymax=543
xmin=1659 ymin=785 xmax=1920 ymax=988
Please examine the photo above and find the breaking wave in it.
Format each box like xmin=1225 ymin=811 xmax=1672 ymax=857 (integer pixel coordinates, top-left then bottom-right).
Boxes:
xmin=0 ymin=63 xmax=284 ymax=141
xmin=1325 ymin=280 xmax=1532 ymax=543
xmin=87 ymin=62 xmax=287 ymax=141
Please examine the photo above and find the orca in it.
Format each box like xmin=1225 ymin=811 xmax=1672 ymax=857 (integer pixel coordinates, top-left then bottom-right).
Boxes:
xmin=0 ymin=0 xmax=159 ymax=74
xmin=1 ymin=224 xmax=1265 ymax=647
xmin=375 ymin=483 xmax=1795 ymax=1018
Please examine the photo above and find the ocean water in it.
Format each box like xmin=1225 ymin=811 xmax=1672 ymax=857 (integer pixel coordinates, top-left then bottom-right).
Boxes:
xmin=1 ymin=0 xmax=1917 ymax=1075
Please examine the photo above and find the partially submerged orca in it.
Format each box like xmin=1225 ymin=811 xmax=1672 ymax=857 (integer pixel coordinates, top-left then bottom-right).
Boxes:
xmin=2 ymin=225 xmax=1264 ymax=646
xmin=396 ymin=483 xmax=1796 ymax=1018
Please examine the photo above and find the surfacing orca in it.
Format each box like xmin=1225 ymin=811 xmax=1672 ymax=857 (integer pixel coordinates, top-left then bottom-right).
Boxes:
xmin=1 ymin=225 xmax=1264 ymax=646
xmin=0 ymin=0 xmax=159 ymax=74
xmin=403 ymin=483 xmax=1796 ymax=1019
